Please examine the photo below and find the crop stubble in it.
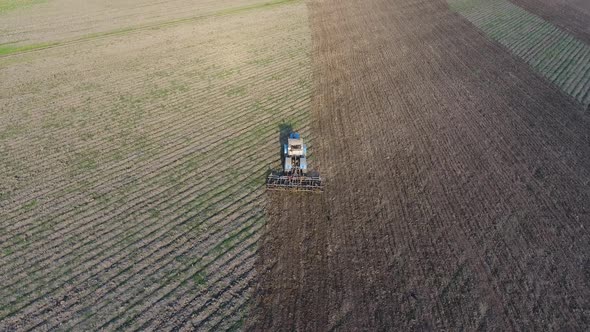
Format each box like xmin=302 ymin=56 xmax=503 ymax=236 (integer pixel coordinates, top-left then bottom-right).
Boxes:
xmin=0 ymin=0 xmax=273 ymax=45
xmin=0 ymin=1 xmax=311 ymax=331
xmin=249 ymin=0 xmax=590 ymax=330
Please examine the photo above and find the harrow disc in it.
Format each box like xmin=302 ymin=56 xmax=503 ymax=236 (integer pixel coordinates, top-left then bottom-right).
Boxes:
xmin=266 ymin=174 xmax=323 ymax=192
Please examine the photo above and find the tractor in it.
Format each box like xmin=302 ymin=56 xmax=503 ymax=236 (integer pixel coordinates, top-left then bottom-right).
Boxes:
xmin=266 ymin=132 xmax=323 ymax=192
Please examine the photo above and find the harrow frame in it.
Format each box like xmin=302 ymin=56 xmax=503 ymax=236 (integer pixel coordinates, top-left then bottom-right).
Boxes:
xmin=266 ymin=172 xmax=323 ymax=192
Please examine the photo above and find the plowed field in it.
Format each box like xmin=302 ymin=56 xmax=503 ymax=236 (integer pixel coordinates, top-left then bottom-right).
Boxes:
xmin=249 ymin=0 xmax=590 ymax=330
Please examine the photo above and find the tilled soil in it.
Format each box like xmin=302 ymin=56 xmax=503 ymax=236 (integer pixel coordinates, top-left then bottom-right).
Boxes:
xmin=248 ymin=0 xmax=590 ymax=330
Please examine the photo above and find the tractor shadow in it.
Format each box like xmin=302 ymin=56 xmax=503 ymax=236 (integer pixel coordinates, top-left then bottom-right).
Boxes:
xmin=279 ymin=122 xmax=293 ymax=158
xmin=266 ymin=122 xmax=294 ymax=177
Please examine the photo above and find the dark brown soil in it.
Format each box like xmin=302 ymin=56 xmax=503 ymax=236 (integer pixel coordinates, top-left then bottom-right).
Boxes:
xmin=248 ymin=0 xmax=590 ymax=330
xmin=511 ymin=0 xmax=590 ymax=44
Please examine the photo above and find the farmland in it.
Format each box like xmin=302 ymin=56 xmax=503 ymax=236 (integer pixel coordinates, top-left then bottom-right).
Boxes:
xmin=249 ymin=0 xmax=590 ymax=330
xmin=511 ymin=0 xmax=590 ymax=43
xmin=449 ymin=0 xmax=590 ymax=108
xmin=0 ymin=0 xmax=311 ymax=330
xmin=2 ymin=0 xmax=590 ymax=331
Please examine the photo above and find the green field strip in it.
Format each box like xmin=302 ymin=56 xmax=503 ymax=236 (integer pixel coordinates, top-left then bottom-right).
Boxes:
xmin=0 ymin=0 xmax=46 ymax=14
xmin=513 ymin=26 xmax=557 ymax=60
xmin=468 ymin=0 xmax=504 ymax=24
xmin=540 ymin=36 xmax=578 ymax=80
xmin=534 ymin=35 xmax=576 ymax=82
xmin=510 ymin=21 xmax=552 ymax=54
xmin=0 ymin=41 xmax=58 ymax=56
xmin=525 ymin=31 xmax=566 ymax=69
xmin=562 ymin=50 xmax=590 ymax=93
xmin=486 ymin=8 xmax=522 ymax=39
xmin=517 ymin=25 xmax=561 ymax=62
xmin=551 ymin=45 xmax=587 ymax=86
xmin=0 ymin=0 xmax=299 ymax=57
xmin=500 ymin=16 xmax=541 ymax=49
xmin=448 ymin=0 xmax=590 ymax=109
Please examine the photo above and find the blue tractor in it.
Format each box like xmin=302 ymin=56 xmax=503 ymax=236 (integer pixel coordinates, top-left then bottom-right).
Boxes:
xmin=266 ymin=132 xmax=323 ymax=192
xmin=283 ymin=132 xmax=308 ymax=175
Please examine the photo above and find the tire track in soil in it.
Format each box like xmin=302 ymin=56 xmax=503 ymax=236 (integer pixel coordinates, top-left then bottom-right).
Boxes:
xmin=248 ymin=0 xmax=590 ymax=330
xmin=249 ymin=192 xmax=331 ymax=331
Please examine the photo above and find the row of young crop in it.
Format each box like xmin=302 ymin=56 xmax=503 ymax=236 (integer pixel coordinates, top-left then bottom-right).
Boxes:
xmin=448 ymin=0 xmax=590 ymax=108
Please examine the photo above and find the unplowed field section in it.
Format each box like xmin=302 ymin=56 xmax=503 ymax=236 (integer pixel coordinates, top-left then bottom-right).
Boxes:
xmin=249 ymin=0 xmax=590 ymax=330
xmin=0 ymin=1 xmax=311 ymax=330
xmin=0 ymin=0 xmax=269 ymax=45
